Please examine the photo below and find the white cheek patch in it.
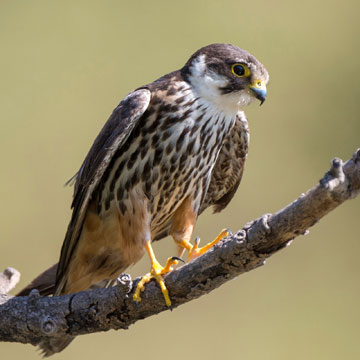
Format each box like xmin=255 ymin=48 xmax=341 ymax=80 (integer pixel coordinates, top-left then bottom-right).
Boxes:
xmin=189 ymin=55 xmax=228 ymax=102
xmin=190 ymin=54 xmax=207 ymax=76
xmin=189 ymin=55 xmax=228 ymax=93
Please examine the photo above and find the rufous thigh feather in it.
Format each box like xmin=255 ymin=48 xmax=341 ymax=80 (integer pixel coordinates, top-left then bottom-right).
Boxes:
xmin=63 ymin=189 xmax=150 ymax=294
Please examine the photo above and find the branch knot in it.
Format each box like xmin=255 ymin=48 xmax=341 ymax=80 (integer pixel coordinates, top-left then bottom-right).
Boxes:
xmin=244 ymin=213 xmax=272 ymax=249
xmin=320 ymin=157 xmax=347 ymax=192
xmin=41 ymin=318 xmax=57 ymax=335
xmin=116 ymin=273 xmax=132 ymax=295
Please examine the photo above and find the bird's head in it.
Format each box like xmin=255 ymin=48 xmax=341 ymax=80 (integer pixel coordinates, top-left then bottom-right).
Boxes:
xmin=182 ymin=43 xmax=269 ymax=113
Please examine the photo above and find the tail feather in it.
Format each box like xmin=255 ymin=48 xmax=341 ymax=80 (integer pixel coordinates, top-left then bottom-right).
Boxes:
xmin=16 ymin=263 xmax=58 ymax=296
xmin=39 ymin=336 xmax=75 ymax=358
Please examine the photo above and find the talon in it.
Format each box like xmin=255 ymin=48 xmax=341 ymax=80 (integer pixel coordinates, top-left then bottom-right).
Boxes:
xmin=162 ymin=255 xmax=185 ymax=273
xmin=133 ymin=272 xmax=152 ymax=303
xmin=188 ymin=229 xmax=230 ymax=261
xmin=194 ymin=236 xmax=200 ymax=247
xmin=133 ymin=256 xmax=175 ymax=307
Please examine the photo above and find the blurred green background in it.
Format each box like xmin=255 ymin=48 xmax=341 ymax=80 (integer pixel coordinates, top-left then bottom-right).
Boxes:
xmin=1 ymin=1 xmax=359 ymax=359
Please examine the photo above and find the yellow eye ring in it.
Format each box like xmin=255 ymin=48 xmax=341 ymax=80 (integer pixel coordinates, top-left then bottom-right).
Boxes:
xmin=231 ymin=63 xmax=251 ymax=77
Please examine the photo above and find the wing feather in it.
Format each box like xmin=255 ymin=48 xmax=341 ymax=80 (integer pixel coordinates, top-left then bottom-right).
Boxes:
xmin=200 ymin=111 xmax=249 ymax=214
xmin=55 ymin=89 xmax=151 ymax=293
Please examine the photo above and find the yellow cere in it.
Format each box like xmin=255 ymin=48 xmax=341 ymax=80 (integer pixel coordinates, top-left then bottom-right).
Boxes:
xmin=250 ymin=80 xmax=266 ymax=90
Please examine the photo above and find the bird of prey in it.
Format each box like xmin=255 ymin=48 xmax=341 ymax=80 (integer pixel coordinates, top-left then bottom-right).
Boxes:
xmin=19 ymin=43 xmax=268 ymax=309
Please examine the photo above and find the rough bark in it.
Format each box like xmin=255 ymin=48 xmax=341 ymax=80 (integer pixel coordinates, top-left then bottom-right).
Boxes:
xmin=1 ymin=149 xmax=359 ymax=355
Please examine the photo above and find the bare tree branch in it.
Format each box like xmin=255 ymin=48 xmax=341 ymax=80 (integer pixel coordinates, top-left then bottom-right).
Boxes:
xmin=1 ymin=149 xmax=359 ymax=356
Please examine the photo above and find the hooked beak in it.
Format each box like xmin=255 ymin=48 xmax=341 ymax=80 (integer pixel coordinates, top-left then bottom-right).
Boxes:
xmin=249 ymin=80 xmax=267 ymax=105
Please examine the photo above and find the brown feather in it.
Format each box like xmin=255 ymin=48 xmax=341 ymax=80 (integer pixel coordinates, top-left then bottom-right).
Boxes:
xmin=55 ymin=89 xmax=151 ymax=295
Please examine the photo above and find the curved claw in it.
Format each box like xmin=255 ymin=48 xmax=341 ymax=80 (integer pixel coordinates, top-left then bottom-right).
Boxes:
xmin=171 ymin=256 xmax=185 ymax=263
xmin=194 ymin=237 xmax=200 ymax=247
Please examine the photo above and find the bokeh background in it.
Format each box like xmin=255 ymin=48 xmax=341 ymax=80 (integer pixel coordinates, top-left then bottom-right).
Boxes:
xmin=1 ymin=1 xmax=359 ymax=359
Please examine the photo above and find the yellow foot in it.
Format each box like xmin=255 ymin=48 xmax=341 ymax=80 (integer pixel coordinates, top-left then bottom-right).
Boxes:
xmin=133 ymin=256 xmax=183 ymax=307
xmin=188 ymin=228 xmax=230 ymax=261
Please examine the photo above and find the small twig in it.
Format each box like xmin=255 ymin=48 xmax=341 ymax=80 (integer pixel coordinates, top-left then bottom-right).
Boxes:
xmin=0 ymin=267 xmax=20 ymax=295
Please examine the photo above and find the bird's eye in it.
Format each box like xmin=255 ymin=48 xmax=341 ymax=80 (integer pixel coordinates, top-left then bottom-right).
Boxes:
xmin=232 ymin=63 xmax=250 ymax=77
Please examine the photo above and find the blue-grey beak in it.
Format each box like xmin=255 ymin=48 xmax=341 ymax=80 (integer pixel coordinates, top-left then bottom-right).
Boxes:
xmin=249 ymin=80 xmax=267 ymax=105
